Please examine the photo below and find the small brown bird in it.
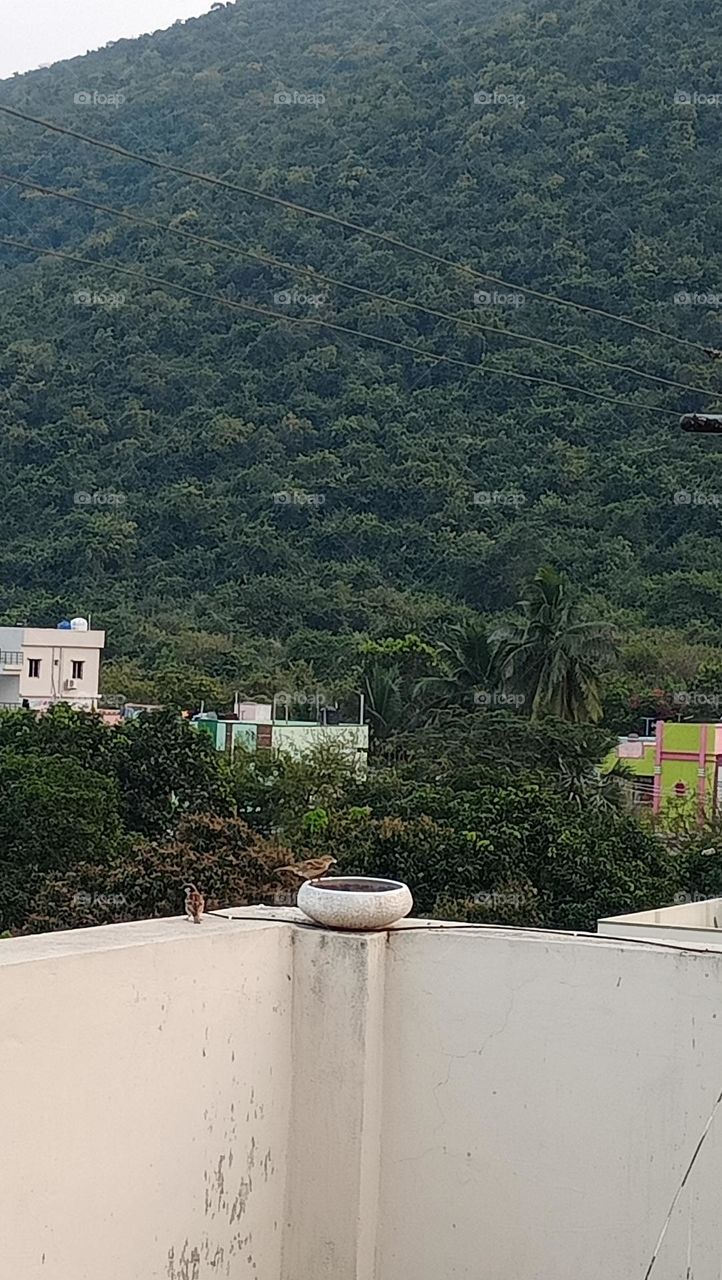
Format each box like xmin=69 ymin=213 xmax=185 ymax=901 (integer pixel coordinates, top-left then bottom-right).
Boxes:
xmin=277 ymin=856 xmax=338 ymax=882
xmin=184 ymin=883 xmax=205 ymax=924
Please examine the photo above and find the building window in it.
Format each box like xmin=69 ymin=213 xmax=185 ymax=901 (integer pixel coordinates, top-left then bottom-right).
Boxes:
xmin=28 ymin=658 xmax=41 ymax=678
xmin=71 ymin=660 xmax=85 ymax=680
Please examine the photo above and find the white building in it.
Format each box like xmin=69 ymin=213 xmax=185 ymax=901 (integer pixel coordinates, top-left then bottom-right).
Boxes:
xmin=0 ymin=619 xmax=105 ymax=710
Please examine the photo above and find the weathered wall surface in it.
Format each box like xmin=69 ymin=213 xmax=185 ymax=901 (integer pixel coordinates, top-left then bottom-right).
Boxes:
xmin=280 ymin=928 xmax=386 ymax=1280
xmin=0 ymin=917 xmax=293 ymax=1280
xmin=4 ymin=912 xmax=722 ymax=1280
xmin=377 ymin=926 xmax=722 ymax=1280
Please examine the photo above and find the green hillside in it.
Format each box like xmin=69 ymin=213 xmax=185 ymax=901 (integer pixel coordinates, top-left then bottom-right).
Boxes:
xmin=1 ymin=0 xmax=722 ymax=700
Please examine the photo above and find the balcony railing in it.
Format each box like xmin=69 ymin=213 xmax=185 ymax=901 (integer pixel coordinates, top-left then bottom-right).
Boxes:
xmin=0 ymin=651 xmax=23 ymax=667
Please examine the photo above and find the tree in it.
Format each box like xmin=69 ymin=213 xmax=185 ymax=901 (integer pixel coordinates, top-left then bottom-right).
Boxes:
xmin=0 ymin=749 xmax=126 ymax=932
xmin=359 ymin=636 xmax=440 ymax=743
xmin=109 ymin=710 xmax=233 ymax=838
xmin=413 ymin=619 xmax=498 ymax=710
xmin=495 ymin=567 xmax=615 ymax=723
xmin=0 ymin=703 xmax=113 ymax=771
xmin=362 ymin=663 xmax=406 ymax=741
xmin=327 ymin=769 xmax=674 ymax=930
xmin=232 ymin=740 xmax=358 ymax=838
xmin=19 ymin=814 xmax=294 ymax=934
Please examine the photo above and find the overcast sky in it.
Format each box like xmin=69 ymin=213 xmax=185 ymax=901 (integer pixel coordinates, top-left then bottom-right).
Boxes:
xmin=0 ymin=0 xmax=215 ymax=80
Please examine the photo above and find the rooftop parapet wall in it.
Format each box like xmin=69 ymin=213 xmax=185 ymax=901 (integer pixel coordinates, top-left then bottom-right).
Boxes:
xmin=0 ymin=917 xmax=293 ymax=1280
xmin=2 ymin=912 xmax=722 ymax=1279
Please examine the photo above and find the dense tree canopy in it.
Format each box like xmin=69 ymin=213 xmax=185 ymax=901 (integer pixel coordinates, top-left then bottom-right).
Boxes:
xmin=0 ymin=704 xmax=696 ymax=938
xmin=0 ymin=0 xmax=721 ymax=706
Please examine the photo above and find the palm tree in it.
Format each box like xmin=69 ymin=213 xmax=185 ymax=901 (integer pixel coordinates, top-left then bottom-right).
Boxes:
xmin=493 ymin=567 xmax=615 ymax=723
xmin=413 ymin=619 xmax=497 ymax=710
xmin=557 ymin=757 xmax=636 ymax=812
xmin=362 ymin=662 xmax=405 ymax=741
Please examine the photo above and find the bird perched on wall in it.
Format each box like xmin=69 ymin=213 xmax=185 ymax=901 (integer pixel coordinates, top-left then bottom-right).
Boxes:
xmin=277 ymin=856 xmax=338 ymax=882
xmin=184 ymin=883 xmax=205 ymax=924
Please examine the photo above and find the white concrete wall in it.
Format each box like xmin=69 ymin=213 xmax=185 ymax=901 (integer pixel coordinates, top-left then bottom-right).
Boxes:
xmin=0 ymin=672 xmax=20 ymax=705
xmin=600 ymin=897 xmax=722 ymax=947
xmin=272 ymin=723 xmax=369 ymax=770
xmin=378 ymin=925 xmax=722 ymax=1280
xmin=19 ymin=628 xmax=104 ymax=705
xmin=3 ymin=912 xmax=722 ymax=1280
xmin=280 ymin=929 xmax=386 ymax=1280
xmin=0 ymin=917 xmax=293 ymax=1280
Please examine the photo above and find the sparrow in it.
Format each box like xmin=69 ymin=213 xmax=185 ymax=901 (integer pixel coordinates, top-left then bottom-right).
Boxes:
xmin=277 ymin=856 xmax=338 ymax=882
xmin=184 ymin=883 xmax=205 ymax=924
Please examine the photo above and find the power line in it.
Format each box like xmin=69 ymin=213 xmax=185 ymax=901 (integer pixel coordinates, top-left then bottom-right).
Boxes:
xmin=0 ymin=103 xmax=714 ymax=361
xmin=0 ymin=171 xmax=713 ymax=401
xmin=0 ymin=234 xmax=680 ymax=417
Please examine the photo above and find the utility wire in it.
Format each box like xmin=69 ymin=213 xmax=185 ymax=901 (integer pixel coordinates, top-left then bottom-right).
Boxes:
xmin=0 ymin=103 xmax=714 ymax=361
xmin=0 ymin=233 xmax=681 ymax=417
xmin=0 ymin=171 xmax=713 ymax=400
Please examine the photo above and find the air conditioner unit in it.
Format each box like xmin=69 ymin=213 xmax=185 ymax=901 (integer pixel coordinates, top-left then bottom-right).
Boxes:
xmin=64 ymin=679 xmax=77 ymax=690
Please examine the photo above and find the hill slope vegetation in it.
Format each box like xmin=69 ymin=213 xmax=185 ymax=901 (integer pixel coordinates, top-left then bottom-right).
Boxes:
xmin=1 ymin=0 xmax=721 ymax=696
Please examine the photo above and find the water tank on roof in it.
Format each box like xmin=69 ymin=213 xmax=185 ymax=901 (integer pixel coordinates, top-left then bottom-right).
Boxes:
xmin=70 ymin=617 xmax=89 ymax=631
xmin=57 ymin=620 xmax=72 ymax=629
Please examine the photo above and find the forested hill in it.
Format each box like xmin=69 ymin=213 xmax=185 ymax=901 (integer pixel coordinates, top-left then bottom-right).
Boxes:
xmin=1 ymin=0 xmax=722 ymax=695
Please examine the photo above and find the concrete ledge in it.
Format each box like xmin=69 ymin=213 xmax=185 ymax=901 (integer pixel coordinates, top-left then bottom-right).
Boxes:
xmin=3 ymin=909 xmax=722 ymax=1277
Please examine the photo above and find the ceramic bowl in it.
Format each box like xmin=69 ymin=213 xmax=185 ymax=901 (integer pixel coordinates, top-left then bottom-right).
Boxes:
xmin=297 ymin=876 xmax=413 ymax=930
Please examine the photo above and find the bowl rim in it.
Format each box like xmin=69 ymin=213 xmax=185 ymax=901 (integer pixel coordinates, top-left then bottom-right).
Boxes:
xmin=301 ymin=876 xmax=409 ymax=894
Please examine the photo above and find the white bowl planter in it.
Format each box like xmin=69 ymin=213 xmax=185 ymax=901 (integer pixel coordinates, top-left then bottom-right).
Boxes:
xmin=297 ymin=876 xmax=413 ymax=931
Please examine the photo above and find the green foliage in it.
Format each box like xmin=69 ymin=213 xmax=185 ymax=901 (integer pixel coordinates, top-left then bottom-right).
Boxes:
xmin=20 ymin=813 xmax=293 ymax=934
xmin=232 ymin=740 xmax=359 ymax=839
xmin=673 ymin=825 xmax=722 ymax=903
xmin=0 ymin=708 xmax=236 ymax=930
xmin=1 ymin=0 xmax=721 ymax=935
xmin=0 ymin=0 xmax=720 ymax=693
xmin=0 ymin=748 xmax=126 ymax=931
xmin=326 ymin=770 xmax=673 ymax=930
xmin=110 ymin=710 xmax=233 ymax=837
xmin=495 ymin=567 xmax=615 ymax=722
xmin=414 ymin=619 xmax=498 ymax=710
xmin=0 ymin=704 xmax=687 ymax=936
xmin=277 ymin=712 xmax=676 ymax=929
xmin=0 ymin=703 xmax=112 ymax=770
